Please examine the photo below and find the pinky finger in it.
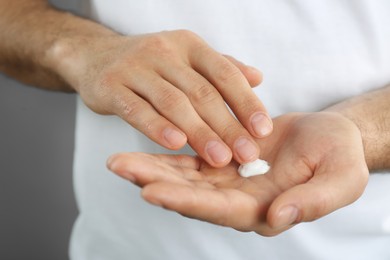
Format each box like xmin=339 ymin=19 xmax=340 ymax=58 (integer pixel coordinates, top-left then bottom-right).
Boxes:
xmin=223 ymin=55 xmax=263 ymax=88
xmin=111 ymin=86 xmax=187 ymax=150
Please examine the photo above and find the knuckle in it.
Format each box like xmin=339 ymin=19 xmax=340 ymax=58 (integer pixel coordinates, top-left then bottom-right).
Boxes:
xmin=113 ymin=96 xmax=143 ymax=120
xmin=173 ymin=29 xmax=207 ymax=50
xmin=186 ymin=124 xmax=209 ymax=143
xmin=175 ymin=29 xmax=195 ymax=36
xmin=82 ymin=74 xmax=117 ymax=115
xmin=238 ymin=100 xmax=259 ymax=115
xmin=216 ymin=61 xmax=242 ymax=83
xmin=219 ymin=122 xmax=240 ymax=140
xmin=175 ymin=29 xmax=201 ymax=41
xmin=157 ymin=89 xmax=187 ymax=111
xmin=141 ymin=119 xmax=156 ymax=136
xmin=97 ymin=72 xmax=116 ymax=92
xmin=137 ymin=34 xmax=173 ymax=57
xmin=189 ymin=83 xmax=219 ymax=105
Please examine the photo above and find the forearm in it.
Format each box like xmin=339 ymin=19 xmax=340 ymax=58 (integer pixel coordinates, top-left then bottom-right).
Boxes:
xmin=0 ymin=0 xmax=116 ymax=91
xmin=325 ymin=85 xmax=390 ymax=171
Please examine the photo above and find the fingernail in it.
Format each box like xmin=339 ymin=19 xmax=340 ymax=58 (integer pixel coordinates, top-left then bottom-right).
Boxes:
xmin=251 ymin=112 xmax=273 ymax=137
xmin=205 ymin=140 xmax=231 ymax=165
xmin=106 ymin=155 xmax=117 ymax=169
xmin=248 ymin=66 xmax=261 ymax=74
xmin=126 ymin=174 xmax=137 ymax=184
xmin=234 ymin=137 xmax=258 ymax=162
xmin=163 ymin=128 xmax=187 ymax=149
xmin=274 ymin=206 xmax=299 ymax=229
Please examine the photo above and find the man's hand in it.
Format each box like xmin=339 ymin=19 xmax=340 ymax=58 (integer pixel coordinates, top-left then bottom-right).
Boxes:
xmin=53 ymin=30 xmax=272 ymax=167
xmin=107 ymin=112 xmax=369 ymax=236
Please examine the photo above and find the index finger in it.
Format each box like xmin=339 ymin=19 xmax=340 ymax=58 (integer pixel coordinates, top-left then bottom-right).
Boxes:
xmin=190 ymin=47 xmax=273 ymax=138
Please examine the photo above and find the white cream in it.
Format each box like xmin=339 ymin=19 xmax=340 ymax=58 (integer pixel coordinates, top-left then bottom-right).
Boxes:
xmin=238 ymin=159 xmax=270 ymax=177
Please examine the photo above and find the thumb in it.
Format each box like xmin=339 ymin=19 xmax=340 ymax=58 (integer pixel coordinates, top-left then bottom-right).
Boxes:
xmin=266 ymin=163 xmax=369 ymax=230
xmin=223 ymin=55 xmax=263 ymax=87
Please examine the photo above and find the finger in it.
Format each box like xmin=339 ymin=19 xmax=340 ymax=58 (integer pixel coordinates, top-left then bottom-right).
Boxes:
xmin=142 ymin=182 xmax=263 ymax=232
xmin=223 ymin=55 xmax=263 ymax=87
xmin=124 ymin=71 xmax=232 ymax=167
xmin=190 ymin=47 xmax=273 ymax=138
xmin=267 ymin=154 xmax=369 ymax=229
xmin=153 ymin=154 xmax=201 ymax=169
xmin=106 ymin=85 xmax=187 ymax=150
xmin=159 ymin=65 xmax=260 ymax=164
xmin=107 ymin=152 xmax=201 ymax=186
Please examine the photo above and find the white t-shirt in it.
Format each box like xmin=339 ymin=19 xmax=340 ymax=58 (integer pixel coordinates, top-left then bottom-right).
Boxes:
xmin=70 ymin=1 xmax=390 ymax=259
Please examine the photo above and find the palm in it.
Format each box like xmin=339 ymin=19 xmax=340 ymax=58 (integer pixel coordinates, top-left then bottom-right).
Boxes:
xmin=110 ymin=112 xmax=368 ymax=236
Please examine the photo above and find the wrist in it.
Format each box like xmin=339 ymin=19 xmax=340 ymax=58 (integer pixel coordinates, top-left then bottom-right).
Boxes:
xmin=44 ymin=12 xmax=118 ymax=92
xmin=324 ymin=100 xmax=381 ymax=171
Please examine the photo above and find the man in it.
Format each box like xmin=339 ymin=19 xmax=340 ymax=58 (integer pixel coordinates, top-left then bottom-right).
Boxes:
xmin=1 ymin=0 xmax=389 ymax=259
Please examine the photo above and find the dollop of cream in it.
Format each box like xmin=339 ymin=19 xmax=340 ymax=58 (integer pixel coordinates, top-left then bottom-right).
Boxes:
xmin=238 ymin=159 xmax=270 ymax=177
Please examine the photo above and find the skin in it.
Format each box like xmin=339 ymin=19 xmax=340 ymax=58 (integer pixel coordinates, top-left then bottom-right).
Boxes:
xmin=108 ymin=86 xmax=390 ymax=236
xmin=0 ymin=0 xmax=273 ymax=168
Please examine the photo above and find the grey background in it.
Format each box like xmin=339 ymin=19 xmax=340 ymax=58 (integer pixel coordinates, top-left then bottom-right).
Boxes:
xmin=1 ymin=0 xmax=81 ymax=259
